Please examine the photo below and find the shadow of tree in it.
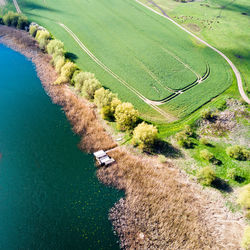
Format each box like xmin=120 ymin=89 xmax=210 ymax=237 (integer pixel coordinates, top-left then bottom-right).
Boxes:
xmin=21 ymin=3 xmax=59 ymax=12
xmin=212 ymin=178 xmax=233 ymax=193
xmin=65 ymin=52 xmax=78 ymax=62
xmin=152 ymin=140 xmax=183 ymax=159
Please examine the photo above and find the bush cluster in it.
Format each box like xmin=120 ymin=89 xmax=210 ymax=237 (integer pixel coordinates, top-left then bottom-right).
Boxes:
xmin=201 ymin=108 xmax=216 ymax=120
xmin=226 ymin=145 xmax=250 ymax=161
xmin=3 ymin=11 xmax=29 ymax=29
xmin=197 ymin=166 xmax=216 ymax=186
xmin=237 ymin=184 xmax=250 ymax=211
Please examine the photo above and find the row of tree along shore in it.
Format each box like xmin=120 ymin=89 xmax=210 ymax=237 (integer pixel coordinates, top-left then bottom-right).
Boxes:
xmin=0 ymin=11 xmax=249 ymax=250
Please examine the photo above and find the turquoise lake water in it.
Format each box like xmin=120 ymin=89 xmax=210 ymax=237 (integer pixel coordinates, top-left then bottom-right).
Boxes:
xmin=0 ymin=43 xmax=121 ymax=249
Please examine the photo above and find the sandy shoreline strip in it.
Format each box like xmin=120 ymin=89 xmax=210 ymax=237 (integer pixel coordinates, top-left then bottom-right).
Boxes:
xmin=0 ymin=25 xmax=245 ymax=249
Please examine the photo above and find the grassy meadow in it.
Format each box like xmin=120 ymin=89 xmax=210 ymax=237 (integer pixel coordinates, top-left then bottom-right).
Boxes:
xmin=142 ymin=0 xmax=250 ymax=97
xmin=5 ymin=0 xmax=232 ymax=121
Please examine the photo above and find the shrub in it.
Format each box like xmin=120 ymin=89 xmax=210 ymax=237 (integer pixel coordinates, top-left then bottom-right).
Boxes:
xmin=183 ymin=125 xmax=193 ymax=137
xmin=158 ymin=154 xmax=167 ymax=163
xmin=201 ymin=108 xmax=215 ymax=120
xmin=54 ymin=75 xmax=68 ymax=85
xmin=175 ymin=131 xmax=192 ymax=148
xmin=81 ymin=78 xmax=101 ymax=100
xmin=47 ymin=39 xmax=64 ymax=56
xmin=132 ymin=122 xmax=158 ymax=150
xmin=200 ymin=149 xmax=214 ymax=162
xmin=241 ymin=226 xmax=250 ymax=250
xmin=72 ymin=71 xmax=95 ymax=91
xmin=197 ymin=166 xmax=216 ymax=186
xmin=237 ymin=184 xmax=250 ymax=210
xmin=200 ymin=137 xmax=210 ymax=145
xmin=94 ymin=88 xmax=116 ymax=108
xmin=29 ymin=25 xmax=37 ymax=37
xmin=35 ymin=30 xmax=51 ymax=50
xmin=115 ymin=102 xmax=139 ymax=131
xmin=226 ymin=145 xmax=250 ymax=161
xmin=227 ymin=168 xmax=237 ymax=180
xmin=17 ymin=15 xmax=29 ymax=29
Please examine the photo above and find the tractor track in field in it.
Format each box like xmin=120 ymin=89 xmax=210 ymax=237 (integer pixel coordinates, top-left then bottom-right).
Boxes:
xmin=13 ymin=0 xmax=21 ymax=13
xmin=137 ymin=0 xmax=250 ymax=104
xmin=58 ymin=23 xmax=177 ymax=121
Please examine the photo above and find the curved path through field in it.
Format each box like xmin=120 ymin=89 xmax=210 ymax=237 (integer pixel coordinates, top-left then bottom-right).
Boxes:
xmin=137 ymin=0 xmax=250 ymax=104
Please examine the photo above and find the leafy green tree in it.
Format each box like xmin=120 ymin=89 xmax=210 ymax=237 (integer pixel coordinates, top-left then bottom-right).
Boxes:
xmin=94 ymin=88 xmax=116 ymax=108
xmin=47 ymin=39 xmax=64 ymax=56
xmin=54 ymin=61 xmax=77 ymax=85
xmin=53 ymin=55 xmax=65 ymax=73
xmin=114 ymin=102 xmax=139 ymax=131
xmin=17 ymin=15 xmax=29 ymax=29
xmin=35 ymin=30 xmax=51 ymax=50
xmin=132 ymin=122 xmax=158 ymax=150
xmin=72 ymin=71 xmax=95 ymax=91
xmin=201 ymin=108 xmax=216 ymax=120
xmin=81 ymin=78 xmax=101 ymax=100
xmin=197 ymin=166 xmax=216 ymax=186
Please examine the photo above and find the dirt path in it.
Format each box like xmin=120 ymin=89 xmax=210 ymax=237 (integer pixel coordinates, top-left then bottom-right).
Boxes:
xmin=137 ymin=0 xmax=250 ymax=104
xmin=13 ymin=0 xmax=21 ymax=13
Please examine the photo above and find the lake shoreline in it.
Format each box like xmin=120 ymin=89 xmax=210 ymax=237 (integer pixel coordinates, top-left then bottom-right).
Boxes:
xmin=0 ymin=25 xmax=244 ymax=249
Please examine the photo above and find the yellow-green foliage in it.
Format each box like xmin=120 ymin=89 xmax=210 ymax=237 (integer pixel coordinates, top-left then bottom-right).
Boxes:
xmin=35 ymin=30 xmax=51 ymax=50
xmin=47 ymin=39 xmax=64 ymax=56
xmin=158 ymin=154 xmax=167 ymax=163
xmin=29 ymin=25 xmax=37 ymax=37
xmin=200 ymin=137 xmax=210 ymax=145
xmin=60 ymin=61 xmax=77 ymax=80
xmin=81 ymin=78 xmax=101 ymax=100
xmin=197 ymin=166 xmax=216 ymax=186
xmin=241 ymin=226 xmax=250 ymax=250
xmin=53 ymin=55 xmax=65 ymax=73
xmin=110 ymin=98 xmax=122 ymax=114
xmin=94 ymin=87 xmax=116 ymax=108
xmin=175 ymin=131 xmax=192 ymax=148
xmin=54 ymin=75 xmax=68 ymax=85
xmin=115 ymin=102 xmax=139 ymax=131
xmin=226 ymin=145 xmax=250 ymax=161
xmin=132 ymin=122 xmax=158 ymax=150
xmin=237 ymin=184 xmax=250 ymax=210
xmin=3 ymin=11 xmax=29 ymax=29
xmin=201 ymin=108 xmax=216 ymax=120
xmin=72 ymin=71 xmax=95 ymax=91
xmin=200 ymin=149 xmax=214 ymax=162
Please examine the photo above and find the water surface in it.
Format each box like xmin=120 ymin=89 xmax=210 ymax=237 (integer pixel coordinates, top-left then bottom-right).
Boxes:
xmin=0 ymin=43 xmax=121 ymax=249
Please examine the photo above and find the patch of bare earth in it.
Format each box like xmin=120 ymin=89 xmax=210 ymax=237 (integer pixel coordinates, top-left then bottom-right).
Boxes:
xmin=0 ymin=25 xmax=245 ymax=249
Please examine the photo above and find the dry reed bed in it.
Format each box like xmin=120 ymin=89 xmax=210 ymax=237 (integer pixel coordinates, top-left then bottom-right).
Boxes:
xmin=0 ymin=25 xmax=244 ymax=249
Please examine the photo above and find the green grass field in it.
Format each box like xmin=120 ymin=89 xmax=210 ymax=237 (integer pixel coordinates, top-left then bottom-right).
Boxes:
xmin=4 ymin=0 xmax=233 ymax=121
xmin=142 ymin=0 xmax=250 ymax=97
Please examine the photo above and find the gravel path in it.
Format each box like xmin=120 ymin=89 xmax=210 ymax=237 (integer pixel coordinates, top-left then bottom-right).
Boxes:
xmin=137 ymin=0 xmax=250 ymax=104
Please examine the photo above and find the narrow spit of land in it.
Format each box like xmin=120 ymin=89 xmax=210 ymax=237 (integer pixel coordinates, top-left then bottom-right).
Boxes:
xmin=0 ymin=26 xmax=245 ymax=249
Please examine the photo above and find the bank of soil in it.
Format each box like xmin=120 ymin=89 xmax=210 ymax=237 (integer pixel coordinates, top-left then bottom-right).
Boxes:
xmin=0 ymin=25 xmax=245 ymax=249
